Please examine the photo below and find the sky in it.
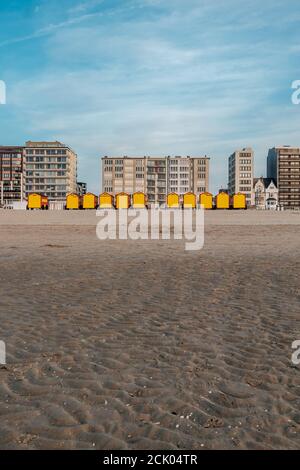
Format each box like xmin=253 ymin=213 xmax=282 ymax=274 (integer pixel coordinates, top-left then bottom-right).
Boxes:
xmin=0 ymin=0 xmax=300 ymax=194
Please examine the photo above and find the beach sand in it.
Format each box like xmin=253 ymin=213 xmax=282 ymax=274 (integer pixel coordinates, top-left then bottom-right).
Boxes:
xmin=0 ymin=209 xmax=300 ymax=449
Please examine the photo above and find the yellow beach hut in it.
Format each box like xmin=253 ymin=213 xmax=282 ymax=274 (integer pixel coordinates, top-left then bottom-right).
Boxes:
xmin=27 ymin=193 xmax=49 ymax=210
xmin=83 ymin=193 xmax=98 ymax=209
xmin=115 ymin=192 xmax=131 ymax=209
xmin=215 ymin=192 xmax=230 ymax=209
xmin=199 ymin=192 xmax=213 ymax=210
xmin=66 ymin=193 xmax=82 ymax=210
xmin=183 ymin=192 xmax=196 ymax=209
xmin=167 ymin=192 xmax=180 ymax=208
xmin=132 ymin=192 xmax=147 ymax=208
xmin=99 ymin=192 xmax=114 ymax=209
xmin=231 ymin=193 xmax=247 ymax=210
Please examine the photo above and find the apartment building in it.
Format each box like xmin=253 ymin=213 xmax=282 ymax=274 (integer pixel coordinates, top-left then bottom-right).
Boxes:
xmin=168 ymin=156 xmax=209 ymax=195
xmin=228 ymin=148 xmax=254 ymax=206
xmin=25 ymin=141 xmax=77 ymax=201
xmin=0 ymin=146 xmax=26 ymax=204
xmin=101 ymin=156 xmax=210 ymax=205
xmin=267 ymin=146 xmax=300 ymax=208
xmin=102 ymin=157 xmax=146 ymax=192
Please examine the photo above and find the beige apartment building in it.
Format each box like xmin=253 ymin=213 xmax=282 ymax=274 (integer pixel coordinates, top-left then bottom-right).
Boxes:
xmin=0 ymin=146 xmax=26 ymax=204
xmin=228 ymin=148 xmax=254 ymax=206
xmin=25 ymin=141 xmax=77 ymax=201
xmin=267 ymin=146 xmax=300 ymax=208
xmin=102 ymin=156 xmax=210 ymax=205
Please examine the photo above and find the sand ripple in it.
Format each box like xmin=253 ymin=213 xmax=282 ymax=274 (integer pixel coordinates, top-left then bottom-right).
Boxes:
xmin=0 ymin=221 xmax=300 ymax=449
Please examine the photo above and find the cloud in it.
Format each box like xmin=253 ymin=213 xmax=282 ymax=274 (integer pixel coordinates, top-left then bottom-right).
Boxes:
xmin=68 ymin=0 xmax=105 ymax=14
xmin=0 ymin=11 xmax=106 ymax=48
xmin=0 ymin=0 xmax=166 ymax=49
xmin=1 ymin=0 xmax=300 ymax=193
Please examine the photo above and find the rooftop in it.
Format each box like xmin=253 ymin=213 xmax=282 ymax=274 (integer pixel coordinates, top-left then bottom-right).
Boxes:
xmin=102 ymin=155 xmax=210 ymax=160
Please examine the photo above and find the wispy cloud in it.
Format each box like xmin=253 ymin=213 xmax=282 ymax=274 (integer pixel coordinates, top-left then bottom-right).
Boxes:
xmin=0 ymin=12 xmax=105 ymax=48
xmin=0 ymin=0 xmax=164 ymax=48
xmin=68 ymin=0 xmax=105 ymax=14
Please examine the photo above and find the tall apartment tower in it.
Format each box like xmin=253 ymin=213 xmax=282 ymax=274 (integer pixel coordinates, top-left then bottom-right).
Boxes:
xmin=25 ymin=141 xmax=77 ymax=201
xmin=267 ymin=146 xmax=300 ymax=208
xmin=0 ymin=146 xmax=26 ymax=204
xmin=228 ymin=148 xmax=254 ymax=206
xmin=101 ymin=156 xmax=210 ymax=205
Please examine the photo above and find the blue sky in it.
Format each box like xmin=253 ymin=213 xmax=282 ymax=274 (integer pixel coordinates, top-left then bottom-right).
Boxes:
xmin=0 ymin=0 xmax=300 ymax=193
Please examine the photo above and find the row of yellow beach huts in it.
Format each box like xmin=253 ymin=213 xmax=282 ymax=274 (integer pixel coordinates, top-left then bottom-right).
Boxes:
xmin=27 ymin=191 xmax=247 ymax=210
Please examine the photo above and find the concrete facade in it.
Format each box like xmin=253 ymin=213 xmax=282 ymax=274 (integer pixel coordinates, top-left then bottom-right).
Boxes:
xmin=0 ymin=146 xmax=26 ymax=205
xmin=267 ymin=146 xmax=300 ymax=209
xmin=102 ymin=156 xmax=210 ymax=205
xmin=228 ymin=148 xmax=254 ymax=206
xmin=25 ymin=141 xmax=77 ymax=201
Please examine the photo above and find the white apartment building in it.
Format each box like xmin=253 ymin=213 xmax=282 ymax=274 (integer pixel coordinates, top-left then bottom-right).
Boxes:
xmin=25 ymin=141 xmax=77 ymax=201
xmin=228 ymin=148 xmax=254 ymax=206
xmin=102 ymin=156 xmax=210 ymax=205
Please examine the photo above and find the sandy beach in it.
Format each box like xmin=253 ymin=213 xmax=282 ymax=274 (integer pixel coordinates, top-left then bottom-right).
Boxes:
xmin=0 ymin=209 xmax=300 ymax=450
